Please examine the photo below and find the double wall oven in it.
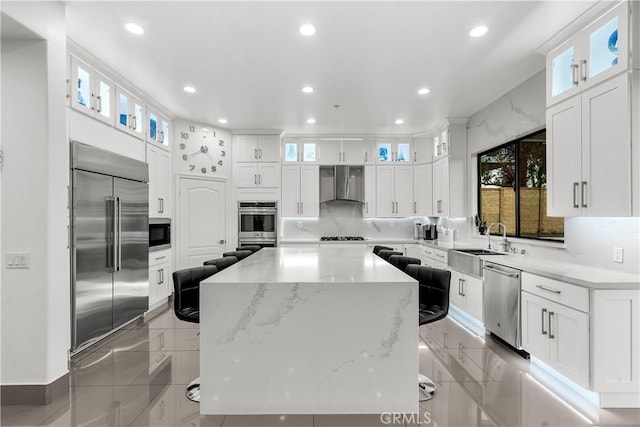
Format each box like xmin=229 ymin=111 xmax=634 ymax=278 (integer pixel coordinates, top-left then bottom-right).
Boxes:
xmin=238 ymin=202 xmax=277 ymax=248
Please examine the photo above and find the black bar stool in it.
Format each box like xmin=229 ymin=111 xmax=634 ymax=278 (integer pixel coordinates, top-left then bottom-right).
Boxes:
xmin=222 ymin=250 xmax=253 ymax=260
xmin=172 ymin=265 xmax=218 ymax=402
xmin=236 ymin=245 xmax=262 ymax=253
xmin=388 ymin=255 xmax=421 ymax=272
xmin=203 ymin=256 xmax=238 ymax=271
xmin=405 ymin=265 xmax=451 ymax=401
xmin=372 ymin=245 xmax=393 ymax=256
xmin=377 ymin=249 xmax=403 ymax=262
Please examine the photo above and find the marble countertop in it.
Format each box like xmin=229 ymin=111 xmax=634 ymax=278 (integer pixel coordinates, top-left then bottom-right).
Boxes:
xmin=478 ymin=254 xmax=639 ymax=289
xmin=207 ymin=246 xmax=416 ymax=284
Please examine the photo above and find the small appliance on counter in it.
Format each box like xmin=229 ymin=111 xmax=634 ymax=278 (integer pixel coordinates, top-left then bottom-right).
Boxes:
xmin=438 ymin=227 xmax=454 ymax=243
xmin=423 ymin=224 xmax=437 ymax=240
xmin=414 ymin=223 xmax=422 ymax=240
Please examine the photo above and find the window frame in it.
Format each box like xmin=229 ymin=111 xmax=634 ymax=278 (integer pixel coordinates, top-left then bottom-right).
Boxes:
xmin=477 ymin=129 xmax=564 ymax=243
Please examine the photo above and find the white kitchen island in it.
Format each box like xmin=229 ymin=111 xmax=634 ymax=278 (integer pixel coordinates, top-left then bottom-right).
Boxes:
xmin=199 ymin=246 xmax=419 ymax=415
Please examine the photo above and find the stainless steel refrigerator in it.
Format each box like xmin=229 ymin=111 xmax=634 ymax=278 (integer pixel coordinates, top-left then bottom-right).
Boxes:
xmin=70 ymin=141 xmax=149 ymax=352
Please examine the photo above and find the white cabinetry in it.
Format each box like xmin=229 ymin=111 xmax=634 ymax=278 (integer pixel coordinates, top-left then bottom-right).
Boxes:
xmin=412 ymin=135 xmax=432 ymax=165
xmin=375 ymin=139 xmax=412 ymax=164
xmin=363 ymin=166 xmax=376 ymax=217
xmin=362 ymin=140 xmax=376 ymax=164
xmin=413 ymin=163 xmax=433 ymax=216
xmin=375 ymin=165 xmax=413 ymax=217
xmin=449 ymin=268 xmax=483 ymax=322
xmin=146 ymin=108 xmax=170 ymax=148
xmin=147 ymin=144 xmax=171 ymax=217
xmin=283 ymin=138 xmax=317 ymax=163
xmin=115 ymin=86 xmax=144 ymax=139
xmin=367 ymin=243 xmax=405 ymax=254
xmin=592 ymin=289 xmax=640 ymax=406
xmin=431 ymin=119 xmax=467 ymax=217
xmin=236 ymin=134 xmax=280 ymax=162
xmin=546 ymin=2 xmax=630 ymax=107
xmin=404 ymin=243 xmax=421 ymax=259
xmin=520 ymin=273 xmax=590 ymax=388
xmin=149 ymin=250 xmax=172 ymax=309
xmin=317 ymin=140 xmax=364 ymax=164
xmin=236 ymin=163 xmax=280 ymax=188
xmin=547 ymin=72 xmax=631 ymax=216
xmin=432 ymin=126 xmax=449 ymax=161
xmin=281 ymin=165 xmax=319 ymax=217
xmin=70 ymin=56 xmax=114 ymax=125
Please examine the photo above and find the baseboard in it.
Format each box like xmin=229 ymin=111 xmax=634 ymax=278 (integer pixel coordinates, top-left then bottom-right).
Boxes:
xmin=1 ymin=372 xmax=69 ymax=406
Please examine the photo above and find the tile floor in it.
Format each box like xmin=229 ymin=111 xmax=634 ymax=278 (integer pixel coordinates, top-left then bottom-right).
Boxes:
xmin=2 ymin=303 xmax=639 ymax=427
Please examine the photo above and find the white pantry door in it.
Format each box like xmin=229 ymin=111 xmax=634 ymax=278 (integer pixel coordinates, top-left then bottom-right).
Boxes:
xmin=177 ymin=177 xmax=227 ymax=269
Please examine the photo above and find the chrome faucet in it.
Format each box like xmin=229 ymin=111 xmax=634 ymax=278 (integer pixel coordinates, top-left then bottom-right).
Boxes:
xmin=488 ymin=222 xmax=508 ymax=252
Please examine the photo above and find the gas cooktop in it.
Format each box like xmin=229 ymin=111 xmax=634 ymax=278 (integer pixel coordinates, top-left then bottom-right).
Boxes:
xmin=320 ymin=236 xmax=366 ymax=241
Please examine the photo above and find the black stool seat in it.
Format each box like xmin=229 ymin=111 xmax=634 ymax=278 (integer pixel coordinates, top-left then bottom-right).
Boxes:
xmin=172 ymin=265 xmax=217 ymax=324
xmin=378 ymin=249 xmax=403 ymax=262
xmin=388 ymin=255 xmax=421 ymax=272
xmin=236 ymin=245 xmax=261 ymax=253
xmin=372 ymin=245 xmax=393 ymax=256
xmin=222 ymin=250 xmax=253 ymax=260
xmin=203 ymin=256 xmax=238 ymax=271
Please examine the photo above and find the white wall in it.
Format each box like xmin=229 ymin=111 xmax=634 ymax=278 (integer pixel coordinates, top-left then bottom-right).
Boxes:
xmin=461 ymin=70 xmax=639 ymax=274
xmin=1 ymin=1 xmax=69 ymax=385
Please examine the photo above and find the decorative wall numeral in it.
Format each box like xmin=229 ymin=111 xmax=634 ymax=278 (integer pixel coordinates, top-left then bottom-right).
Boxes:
xmin=201 ymin=167 xmax=207 ymax=174
xmin=221 ymin=150 xmax=226 ymax=157
xmin=211 ymin=166 xmax=217 ymax=172
xmin=181 ymin=132 xmax=189 ymax=139
xmin=182 ymin=154 xmax=188 ymax=161
xmin=179 ymin=143 xmax=186 ymax=150
xmin=218 ymin=139 xmax=225 ymax=146
xmin=218 ymin=160 xmax=223 ymax=166
xmin=189 ymin=165 xmax=195 ymax=171
xmin=189 ymin=125 xmax=195 ymax=132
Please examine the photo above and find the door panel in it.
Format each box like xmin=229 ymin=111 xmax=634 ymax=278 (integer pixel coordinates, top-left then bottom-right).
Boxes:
xmin=550 ymin=302 xmax=590 ymax=388
xmin=299 ymin=165 xmax=319 ymax=217
xmin=394 ymin=166 xmax=414 ymax=216
xmin=113 ymin=177 xmax=149 ymax=329
xmin=520 ymin=292 xmax=549 ymax=361
xmin=281 ymin=166 xmax=300 ymax=216
xmin=178 ymin=177 xmax=227 ymax=268
xmin=72 ymin=170 xmax=114 ymax=349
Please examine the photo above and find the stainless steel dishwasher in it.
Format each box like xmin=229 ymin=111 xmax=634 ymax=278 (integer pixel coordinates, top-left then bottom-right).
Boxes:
xmin=482 ymin=261 xmax=523 ymax=349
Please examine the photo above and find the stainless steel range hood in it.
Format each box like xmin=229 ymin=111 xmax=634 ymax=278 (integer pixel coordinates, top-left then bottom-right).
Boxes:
xmin=319 ymin=165 xmax=364 ymax=203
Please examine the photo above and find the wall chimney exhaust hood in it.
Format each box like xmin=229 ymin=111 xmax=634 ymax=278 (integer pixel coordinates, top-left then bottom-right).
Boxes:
xmin=319 ymin=165 xmax=364 ymax=204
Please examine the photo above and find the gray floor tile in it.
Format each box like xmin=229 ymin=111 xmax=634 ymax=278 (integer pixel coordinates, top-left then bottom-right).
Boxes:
xmin=221 ymin=414 xmax=312 ymax=427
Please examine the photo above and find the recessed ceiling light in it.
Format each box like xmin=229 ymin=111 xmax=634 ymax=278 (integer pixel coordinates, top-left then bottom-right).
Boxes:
xmin=299 ymin=24 xmax=316 ymax=36
xmin=418 ymin=88 xmax=431 ymax=95
xmin=307 ymin=118 xmax=316 ymax=124
xmin=395 ymin=119 xmax=405 ymax=125
xmin=124 ymin=22 xmax=144 ymax=35
xmin=302 ymin=86 xmax=314 ymax=93
xmin=183 ymin=86 xmax=196 ymax=93
xmin=470 ymin=25 xmax=488 ymax=38
xmin=218 ymin=118 xmax=228 ymax=124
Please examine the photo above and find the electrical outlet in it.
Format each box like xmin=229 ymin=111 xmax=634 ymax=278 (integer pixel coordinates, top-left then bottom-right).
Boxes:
xmin=613 ymin=247 xmax=624 ymax=263
xmin=389 ymin=221 xmax=394 ymax=228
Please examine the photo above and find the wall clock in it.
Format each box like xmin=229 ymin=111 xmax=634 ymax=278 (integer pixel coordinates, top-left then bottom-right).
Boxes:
xmin=175 ymin=122 xmax=227 ymax=175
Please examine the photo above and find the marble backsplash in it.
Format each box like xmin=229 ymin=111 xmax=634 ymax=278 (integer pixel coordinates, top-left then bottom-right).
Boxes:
xmin=281 ymin=201 xmax=433 ymax=240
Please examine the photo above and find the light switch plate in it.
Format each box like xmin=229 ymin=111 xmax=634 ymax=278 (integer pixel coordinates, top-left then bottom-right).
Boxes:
xmin=6 ymin=252 xmax=30 ymax=269
xmin=613 ymin=247 xmax=624 ymax=263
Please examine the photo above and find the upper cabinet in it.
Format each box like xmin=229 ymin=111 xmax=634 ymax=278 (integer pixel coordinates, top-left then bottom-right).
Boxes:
xmin=547 ymin=2 xmax=630 ymax=106
xmin=281 ymin=165 xmax=319 ymax=217
xmin=283 ymin=138 xmax=317 ymax=163
xmin=317 ymin=140 xmax=366 ymax=164
xmin=432 ymin=126 xmax=449 ymax=161
xmin=147 ymin=144 xmax=172 ymax=217
xmin=413 ymin=135 xmax=432 ymax=165
xmin=431 ymin=119 xmax=467 ymax=217
xmin=115 ymin=86 xmax=144 ymax=139
xmin=147 ymin=107 xmax=170 ymax=149
xmin=375 ymin=139 xmax=412 ymax=164
xmin=70 ymin=56 xmax=114 ymax=125
xmin=362 ymin=140 xmax=376 ymax=164
xmin=236 ymin=134 xmax=280 ymax=162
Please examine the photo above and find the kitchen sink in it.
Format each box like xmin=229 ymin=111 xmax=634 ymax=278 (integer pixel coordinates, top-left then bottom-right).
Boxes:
xmin=448 ymin=248 xmax=506 ymax=277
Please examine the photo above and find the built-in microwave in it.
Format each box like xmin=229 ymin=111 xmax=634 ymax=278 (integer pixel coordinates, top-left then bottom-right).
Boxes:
xmin=149 ymin=218 xmax=171 ymax=252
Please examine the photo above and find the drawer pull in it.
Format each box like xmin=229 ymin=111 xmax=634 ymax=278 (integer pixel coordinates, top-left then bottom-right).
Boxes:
xmin=155 ymin=256 xmax=166 ymax=261
xmin=536 ymin=284 xmax=561 ymax=294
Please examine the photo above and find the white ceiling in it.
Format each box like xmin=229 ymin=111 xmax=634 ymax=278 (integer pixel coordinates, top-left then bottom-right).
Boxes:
xmin=64 ymin=1 xmax=599 ymax=136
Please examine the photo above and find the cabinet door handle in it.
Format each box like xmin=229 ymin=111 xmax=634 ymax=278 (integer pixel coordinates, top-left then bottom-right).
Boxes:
xmin=437 ymin=200 xmax=442 ymax=213
xmin=548 ymin=311 xmax=555 ymax=339
xmin=159 ymin=131 xmax=164 ymax=143
xmin=300 ymin=202 xmax=303 ymax=214
xmin=573 ymin=182 xmax=579 ymax=208
xmin=131 ymin=115 xmax=137 ymax=130
xmin=254 ymin=148 xmax=258 ymax=159
xmin=158 ymin=268 xmax=163 ymax=285
xmin=365 ymin=152 xmax=368 ymax=162
xmin=160 ymin=198 xmax=164 ymax=213
xmin=571 ymin=62 xmax=579 ymax=86
xmin=396 ymin=201 xmax=399 ymax=213
xmin=579 ymin=59 xmax=587 ymax=82
xmin=536 ymin=284 xmax=561 ymax=294
xmin=414 ymin=201 xmax=416 ymax=214
xmin=414 ymin=152 xmax=417 ymax=162
xmin=541 ymin=308 xmax=547 ymax=335
xmin=391 ymin=201 xmax=394 ymax=214
xmin=96 ymin=95 xmax=102 ymax=113
xmin=343 ymin=152 xmax=346 ymax=162
xmin=581 ymin=181 xmax=587 ymax=208
xmin=155 ymin=255 xmax=166 ymax=261
xmin=254 ymin=174 xmax=257 ymax=185
xmin=259 ymin=174 xmax=262 ymax=185
xmin=258 ymin=148 xmax=262 ymax=159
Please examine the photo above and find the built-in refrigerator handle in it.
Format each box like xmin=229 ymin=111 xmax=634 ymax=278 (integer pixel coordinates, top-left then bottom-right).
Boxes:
xmin=116 ymin=196 xmax=122 ymax=272
xmin=107 ymin=196 xmax=116 ymax=272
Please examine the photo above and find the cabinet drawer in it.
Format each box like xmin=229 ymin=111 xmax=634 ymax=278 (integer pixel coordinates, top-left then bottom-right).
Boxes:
xmin=149 ymin=250 xmax=170 ymax=267
xmin=422 ymin=247 xmax=435 ymax=259
xmin=522 ymin=272 xmax=589 ymax=312
xmin=434 ymin=249 xmax=448 ymax=264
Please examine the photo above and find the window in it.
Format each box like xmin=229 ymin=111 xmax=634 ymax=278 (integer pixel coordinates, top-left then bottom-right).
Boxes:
xmin=478 ymin=129 xmax=564 ymax=241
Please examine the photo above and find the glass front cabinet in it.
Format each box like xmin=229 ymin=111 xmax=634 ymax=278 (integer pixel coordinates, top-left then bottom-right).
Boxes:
xmin=546 ymin=1 xmax=629 ymax=106
xmin=147 ymin=107 xmax=170 ymax=148
xmin=283 ymin=138 xmax=317 ymax=163
xmin=115 ymin=86 xmax=144 ymax=139
xmin=375 ymin=139 xmax=412 ymax=164
xmin=70 ymin=56 xmax=114 ymax=125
